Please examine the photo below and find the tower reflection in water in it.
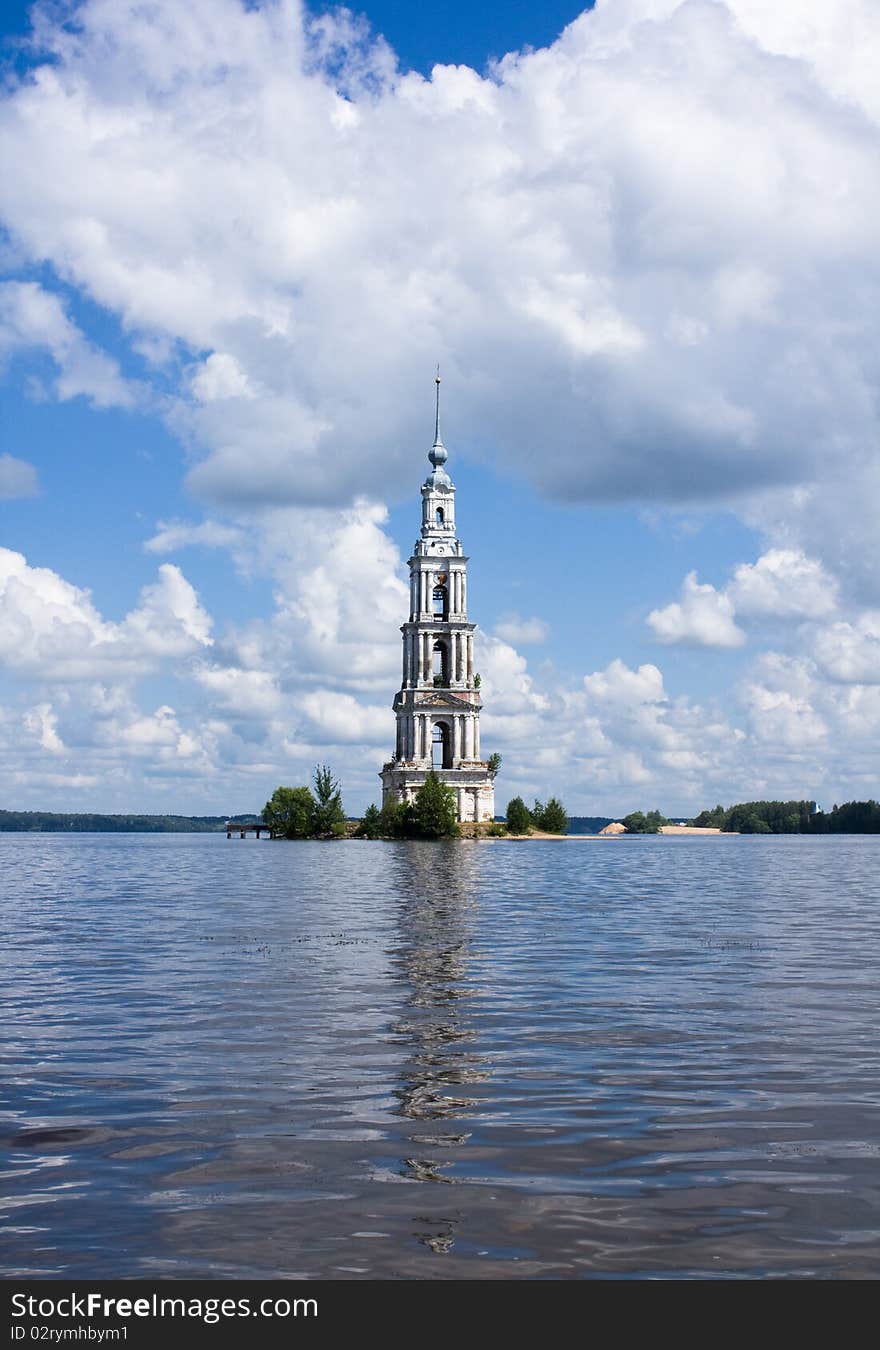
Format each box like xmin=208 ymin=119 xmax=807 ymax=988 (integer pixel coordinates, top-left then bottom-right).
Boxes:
xmin=388 ymin=841 xmax=490 ymax=1255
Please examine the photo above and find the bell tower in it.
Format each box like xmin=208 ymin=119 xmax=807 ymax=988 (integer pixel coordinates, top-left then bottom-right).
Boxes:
xmin=380 ymin=375 xmax=495 ymax=823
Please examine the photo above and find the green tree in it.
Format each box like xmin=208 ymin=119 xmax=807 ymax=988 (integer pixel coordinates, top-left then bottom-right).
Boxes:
xmin=622 ymin=811 xmax=655 ymax=834
xmin=486 ymin=752 xmax=502 ymax=780
xmin=412 ymin=771 xmax=459 ymax=838
xmin=379 ymin=799 xmax=414 ymax=838
xmin=262 ymin=785 xmax=316 ymax=838
xmin=539 ymin=796 xmax=568 ymax=834
xmin=505 ymin=796 xmax=533 ymax=834
xmin=694 ymin=804 xmax=727 ymax=828
xmin=356 ymin=803 xmax=382 ymax=839
xmin=312 ymin=764 xmax=346 ymax=836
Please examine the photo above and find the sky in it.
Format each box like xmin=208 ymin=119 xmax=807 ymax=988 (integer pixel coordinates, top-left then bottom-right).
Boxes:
xmin=1 ymin=0 xmax=879 ymax=819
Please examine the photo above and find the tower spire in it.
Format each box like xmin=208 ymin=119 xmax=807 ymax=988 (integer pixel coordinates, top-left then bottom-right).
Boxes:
xmin=428 ymin=366 xmax=448 ymax=471
xmin=434 ymin=366 xmax=442 ymax=446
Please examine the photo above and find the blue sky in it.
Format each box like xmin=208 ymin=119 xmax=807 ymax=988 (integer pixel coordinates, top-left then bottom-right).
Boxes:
xmin=1 ymin=0 xmax=879 ymax=817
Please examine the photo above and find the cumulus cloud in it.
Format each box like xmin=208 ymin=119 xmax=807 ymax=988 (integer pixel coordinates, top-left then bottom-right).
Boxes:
xmin=2 ymin=1 xmax=880 ymax=813
xmin=648 ymin=548 xmax=839 ymax=647
xmin=0 ymin=452 xmax=38 ymax=499
xmin=193 ymin=665 xmax=283 ymax=718
xmin=298 ymin=690 xmax=392 ymax=745
xmin=0 ymin=547 xmax=212 ymax=678
xmin=0 ymin=0 xmax=877 ymax=573
xmin=493 ymin=612 xmax=549 ymax=645
xmin=812 ymin=613 xmax=880 ymax=684
xmin=648 ymin=571 xmax=746 ymax=648
xmin=0 ymin=281 xmax=136 ymax=408
xmin=728 ymin=548 xmax=838 ymax=618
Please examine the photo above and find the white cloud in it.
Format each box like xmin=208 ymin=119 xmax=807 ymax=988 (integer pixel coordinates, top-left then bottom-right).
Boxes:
xmin=648 ymin=548 xmax=839 ymax=648
xmin=728 ymin=548 xmax=838 ymax=618
xmin=647 ymin=572 xmax=745 ymax=648
xmin=0 ymin=452 xmax=38 ymax=499
xmin=0 ymin=547 xmax=212 ymax=679
xmin=583 ymin=657 xmax=667 ymax=707
xmin=1 ymin=2 xmax=880 ymax=813
xmin=193 ymin=665 xmax=283 ymax=718
xmin=0 ymin=281 xmax=136 ymax=408
xmin=0 ymin=0 xmax=878 ymax=573
xmin=298 ymin=690 xmax=392 ymax=745
xmin=123 ymin=564 xmax=213 ymax=656
xmin=743 ymin=655 xmax=828 ymax=748
xmin=812 ymin=612 xmax=880 ymax=683
xmin=23 ymin=701 xmax=65 ymax=753
xmin=144 ymin=519 xmax=244 ymax=554
xmin=493 ymin=612 xmax=549 ymax=645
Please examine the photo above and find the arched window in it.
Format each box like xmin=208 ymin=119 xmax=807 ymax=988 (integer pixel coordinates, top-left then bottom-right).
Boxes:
xmin=432 ymin=721 xmax=452 ymax=769
xmin=435 ymin=506 xmax=445 ymax=525
xmin=432 ymin=639 xmax=449 ymax=685
xmin=432 ymin=584 xmax=448 ymax=618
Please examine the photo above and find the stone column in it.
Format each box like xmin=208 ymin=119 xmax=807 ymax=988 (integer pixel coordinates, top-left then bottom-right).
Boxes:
xmin=462 ymin=573 xmax=467 ymax=616
xmin=466 ymin=634 xmax=474 ymax=683
xmin=474 ymin=718 xmax=480 ymax=759
xmin=451 ymin=716 xmax=459 ymax=763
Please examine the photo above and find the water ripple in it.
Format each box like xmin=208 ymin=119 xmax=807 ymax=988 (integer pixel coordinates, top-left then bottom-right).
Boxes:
xmin=1 ymin=832 xmax=879 ymax=1278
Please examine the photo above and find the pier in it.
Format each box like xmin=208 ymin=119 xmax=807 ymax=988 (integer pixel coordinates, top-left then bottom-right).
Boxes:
xmin=225 ymin=822 xmax=274 ymax=839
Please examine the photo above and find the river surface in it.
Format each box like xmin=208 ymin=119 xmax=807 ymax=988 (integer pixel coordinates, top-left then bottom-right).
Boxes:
xmin=1 ymin=832 xmax=879 ymax=1280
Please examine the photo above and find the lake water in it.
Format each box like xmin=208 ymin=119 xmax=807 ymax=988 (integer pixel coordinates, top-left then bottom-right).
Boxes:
xmin=1 ymin=832 xmax=879 ymax=1280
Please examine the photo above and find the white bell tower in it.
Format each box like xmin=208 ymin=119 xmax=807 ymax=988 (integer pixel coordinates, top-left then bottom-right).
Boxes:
xmin=380 ymin=375 xmax=495 ymax=823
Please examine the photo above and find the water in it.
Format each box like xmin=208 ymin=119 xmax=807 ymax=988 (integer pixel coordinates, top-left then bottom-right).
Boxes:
xmin=1 ymin=832 xmax=879 ymax=1280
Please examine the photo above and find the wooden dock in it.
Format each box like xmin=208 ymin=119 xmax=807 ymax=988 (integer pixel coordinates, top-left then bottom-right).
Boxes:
xmin=225 ymin=822 xmax=274 ymax=839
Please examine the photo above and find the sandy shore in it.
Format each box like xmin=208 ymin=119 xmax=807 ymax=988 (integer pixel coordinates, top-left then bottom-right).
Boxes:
xmin=495 ymin=825 xmax=730 ymax=840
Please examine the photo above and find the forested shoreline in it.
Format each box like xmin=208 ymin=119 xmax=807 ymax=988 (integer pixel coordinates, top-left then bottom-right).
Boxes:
xmin=692 ymin=800 xmax=880 ymax=834
xmin=0 ymin=811 xmax=260 ymax=833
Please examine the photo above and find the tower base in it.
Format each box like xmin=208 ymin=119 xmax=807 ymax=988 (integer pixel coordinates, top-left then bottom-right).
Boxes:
xmin=380 ymin=762 xmax=495 ymax=823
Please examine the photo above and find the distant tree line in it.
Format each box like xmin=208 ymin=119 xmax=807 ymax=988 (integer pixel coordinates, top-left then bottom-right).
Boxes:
xmin=0 ymin=811 xmax=257 ymax=833
xmin=692 ymin=799 xmax=880 ymax=834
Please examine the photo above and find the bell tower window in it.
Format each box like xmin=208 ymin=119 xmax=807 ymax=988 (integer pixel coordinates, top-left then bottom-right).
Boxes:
xmin=432 ymin=639 xmax=449 ymax=684
xmin=431 ymin=721 xmax=452 ymax=769
xmin=432 ymin=584 xmax=448 ymax=618
xmin=435 ymin=506 xmax=445 ymax=526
